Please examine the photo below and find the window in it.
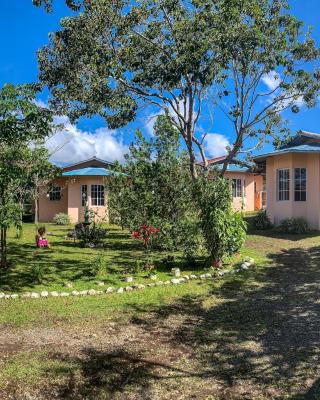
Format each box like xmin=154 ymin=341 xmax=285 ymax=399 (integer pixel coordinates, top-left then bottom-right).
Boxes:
xmin=81 ymin=185 xmax=88 ymax=206
xmin=294 ymin=168 xmax=307 ymax=201
xmin=232 ymin=179 xmax=242 ymax=198
xmin=277 ymin=169 xmax=290 ymax=201
xmin=91 ymin=184 xmax=105 ymax=206
xmin=49 ymin=185 xmax=61 ymax=201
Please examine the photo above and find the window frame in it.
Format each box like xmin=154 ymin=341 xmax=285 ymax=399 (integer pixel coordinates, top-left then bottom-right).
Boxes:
xmin=91 ymin=184 xmax=105 ymax=207
xmin=294 ymin=167 xmax=307 ymax=202
xmin=232 ymin=178 xmax=243 ymax=198
xmin=81 ymin=184 xmax=88 ymax=207
xmin=277 ymin=168 xmax=290 ymax=201
xmin=49 ymin=185 xmax=61 ymax=201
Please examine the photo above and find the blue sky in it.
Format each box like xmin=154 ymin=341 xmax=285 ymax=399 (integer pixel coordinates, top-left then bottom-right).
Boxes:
xmin=1 ymin=0 xmax=320 ymax=163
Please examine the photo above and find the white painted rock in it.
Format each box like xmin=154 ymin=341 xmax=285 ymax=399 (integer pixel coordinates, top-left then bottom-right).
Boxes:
xmin=22 ymin=293 xmax=31 ymax=299
xmin=155 ymin=281 xmax=164 ymax=286
xmin=204 ymin=273 xmax=212 ymax=279
xmin=106 ymin=287 xmax=114 ymax=293
xmin=4 ymin=295 xmax=11 ymax=299
xmin=241 ymin=265 xmax=249 ymax=270
xmin=147 ymin=283 xmax=155 ymax=287
xmin=182 ymin=275 xmax=190 ymax=280
xmin=190 ymin=275 xmax=197 ymax=279
xmin=97 ymin=281 xmax=105 ymax=287
xmin=150 ymin=274 xmax=157 ymax=280
xmin=117 ymin=287 xmax=124 ymax=293
xmin=72 ymin=290 xmax=80 ymax=296
xmin=124 ymin=286 xmax=133 ymax=292
xmin=96 ymin=290 xmax=103 ymax=295
xmin=60 ymin=292 xmax=70 ymax=297
xmin=88 ymin=289 xmax=96 ymax=296
xmin=0 ymin=292 xmax=5 ymax=299
xmin=31 ymin=292 xmax=40 ymax=299
xmin=79 ymin=290 xmax=88 ymax=296
xmin=124 ymin=277 xmax=133 ymax=283
xmin=64 ymin=282 xmax=73 ymax=288
xmin=40 ymin=291 xmax=49 ymax=298
xmin=171 ymin=268 xmax=181 ymax=277
xmin=50 ymin=291 xmax=59 ymax=297
xmin=200 ymin=274 xmax=206 ymax=280
xmin=11 ymin=294 xmax=19 ymax=299
xmin=171 ymin=278 xmax=181 ymax=284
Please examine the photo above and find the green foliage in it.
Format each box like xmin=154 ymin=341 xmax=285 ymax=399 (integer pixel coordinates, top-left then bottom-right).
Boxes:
xmin=30 ymin=263 xmax=45 ymax=284
xmin=90 ymin=255 xmax=107 ymax=277
xmin=70 ymin=223 xmax=108 ymax=247
xmin=0 ymin=84 xmax=55 ymax=268
xmin=109 ymin=116 xmax=195 ymax=252
xmin=37 ymin=0 xmax=320 ymax=177
xmin=177 ymin=216 xmax=204 ymax=266
xmin=253 ymin=210 xmax=273 ymax=230
xmin=278 ymin=218 xmax=309 ymax=234
xmin=53 ymin=213 xmax=71 ymax=226
xmin=195 ymin=176 xmax=247 ymax=266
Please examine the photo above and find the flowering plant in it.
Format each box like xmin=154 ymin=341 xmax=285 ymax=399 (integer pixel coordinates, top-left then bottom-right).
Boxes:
xmin=132 ymin=224 xmax=160 ymax=249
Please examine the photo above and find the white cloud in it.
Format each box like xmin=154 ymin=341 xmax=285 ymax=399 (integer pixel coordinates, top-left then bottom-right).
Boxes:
xmin=204 ymin=133 xmax=230 ymax=158
xmin=46 ymin=116 xmax=128 ymax=164
xmin=262 ymin=71 xmax=281 ymax=92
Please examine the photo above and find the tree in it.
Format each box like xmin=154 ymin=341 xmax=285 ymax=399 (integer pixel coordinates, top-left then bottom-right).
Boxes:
xmin=0 ymin=84 xmax=55 ymax=268
xmin=108 ymin=115 xmax=195 ymax=250
xmin=37 ymin=0 xmax=320 ymax=179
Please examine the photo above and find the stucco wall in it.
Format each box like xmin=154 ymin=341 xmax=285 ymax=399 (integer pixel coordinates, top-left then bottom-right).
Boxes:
xmin=67 ymin=176 xmax=109 ymax=224
xmin=39 ymin=176 xmax=109 ymax=223
xmin=38 ymin=177 xmax=68 ymax=222
xmin=266 ymin=153 xmax=320 ymax=229
xmin=224 ymin=171 xmax=262 ymax=212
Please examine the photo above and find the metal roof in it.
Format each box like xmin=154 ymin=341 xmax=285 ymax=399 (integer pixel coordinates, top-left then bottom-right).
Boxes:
xmin=62 ymin=167 xmax=115 ymax=177
xmin=253 ymin=144 xmax=320 ymax=162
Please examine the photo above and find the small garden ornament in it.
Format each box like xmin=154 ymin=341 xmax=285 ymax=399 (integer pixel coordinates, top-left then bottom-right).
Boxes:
xmin=35 ymin=226 xmax=49 ymax=248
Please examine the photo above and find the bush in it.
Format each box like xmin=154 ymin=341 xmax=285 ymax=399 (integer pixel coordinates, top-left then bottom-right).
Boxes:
xmin=278 ymin=217 xmax=309 ymax=234
xmin=253 ymin=210 xmax=273 ymax=230
xmin=177 ymin=216 xmax=204 ymax=266
xmin=195 ymin=176 xmax=247 ymax=267
xmin=53 ymin=213 xmax=70 ymax=225
xmin=30 ymin=263 xmax=45 ymax=284
xmin=69 ymin=222 xmax=108 ymax=247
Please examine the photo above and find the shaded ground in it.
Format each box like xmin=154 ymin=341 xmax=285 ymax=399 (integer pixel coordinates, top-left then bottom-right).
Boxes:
xmin=2 ymin=232 xmax=320 ymax=399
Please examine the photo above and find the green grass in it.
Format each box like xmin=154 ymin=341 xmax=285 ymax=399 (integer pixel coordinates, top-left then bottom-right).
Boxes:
xmin=2 ymin=222 xmax=320 ymax=399
xmin=0 ymin=223 xmax=214 ymax=293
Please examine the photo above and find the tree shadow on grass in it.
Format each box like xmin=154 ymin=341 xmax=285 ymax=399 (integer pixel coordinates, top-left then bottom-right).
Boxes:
xmin=125 ymin=245 xmax=320 ymax=399
xmin=45 ymin=347 xmax=202 ymax=399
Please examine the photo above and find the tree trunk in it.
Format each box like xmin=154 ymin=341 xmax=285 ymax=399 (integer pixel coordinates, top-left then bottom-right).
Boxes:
xmin=187 ymin=143 xmax=198 ymax=180
xmin=0 ymin=227 xmax=7 ymax=269
xmin=34 ymin=198 xmax=39 ymax=225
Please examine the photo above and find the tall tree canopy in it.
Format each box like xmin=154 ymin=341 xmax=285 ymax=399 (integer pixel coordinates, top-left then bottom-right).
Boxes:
xmin=0 ymin=84 xmax=56 ymax=268
xmin=37 ymin=0 xmax=320 ymax=178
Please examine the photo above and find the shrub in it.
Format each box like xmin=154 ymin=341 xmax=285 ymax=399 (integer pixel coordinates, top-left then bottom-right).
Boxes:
xmin=278 ymin=217 xmax=309 ymax=234
xmin=195 ymin=176 xmax=247 ymax=267
xmin=177 ymin=216 xmax=204 ymax=266
xmin=132 ymin=225 xmax=160 ymax=250
xmin=69 ymin=222 xmax=108 ymax=247
xmin=53 ymin=213 xmax=71 ymax=225
xmin=253 ymin=210 xmax=273 ymax=230
xmin=90 ymin=255 xmax=107 ymax=277
xmin=30 ymin=263 xmax=45 ymax=284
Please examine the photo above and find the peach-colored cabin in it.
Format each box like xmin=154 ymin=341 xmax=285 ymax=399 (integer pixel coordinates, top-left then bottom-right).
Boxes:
xmin=207 ymin=156 xmax=264 ymax=212
xmin=254 ymin=131 xmax=320 ymax=229
xmin=38 ymin=157 xmax=113 ymax=223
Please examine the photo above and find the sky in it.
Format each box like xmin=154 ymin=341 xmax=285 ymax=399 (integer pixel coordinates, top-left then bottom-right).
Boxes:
xmin=1 ymin=0 xmax=320 ymax=164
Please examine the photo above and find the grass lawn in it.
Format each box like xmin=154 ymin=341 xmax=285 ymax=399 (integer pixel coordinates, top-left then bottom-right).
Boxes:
xmin=1 ymin=221 xmax=320 ymax=399
xmin=0 ymin=223 xmax=223 ymax=293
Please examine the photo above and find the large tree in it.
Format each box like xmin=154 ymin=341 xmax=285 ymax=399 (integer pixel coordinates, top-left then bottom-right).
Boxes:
xmin=36 ymin=0 xmax=320 ymax=179
xmin=0 ymin=84 xmax=55 ymax=268
xmin=108 ymin=115 xmax=194 ymax=250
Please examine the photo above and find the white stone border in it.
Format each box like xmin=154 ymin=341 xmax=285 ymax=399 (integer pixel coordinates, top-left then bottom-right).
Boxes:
xmin=0 ymin=258 xmax=255 ymax=300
